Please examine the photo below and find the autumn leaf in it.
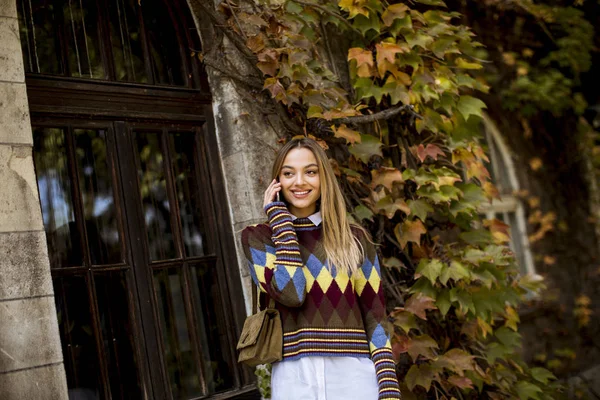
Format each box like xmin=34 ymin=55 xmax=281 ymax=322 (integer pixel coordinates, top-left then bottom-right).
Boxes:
xmin=416 ymin=143 xmax=445 ymax=162
xmin=394 ymin=219 xmax=427 ymax=249
xmin=405 ymin=293 xmax=437 ymax=320
xmin=485 ymin=218 xmax=511 ymax=243
xmin=375 ymin=42 xmax=404 ymax=65
xmin=529 ymin=157 xmax=543 ymax=171
xmin=375 ymin=195 xmax=410 ymax=218
xmin=371 ymin=167 xmax=404 ymax=190
xmin=504 ymin=305 xmax=520 ymax=331
xmin=405 ymin=364 xmax=439 ymax=391
xmin=348 ymin=47 xmax=374 ymax=67
xmin=246 ymin=34 xmax=265 ymax=53
xmin=406 ymin=334 xmax=439 ymax=362
xmin=381 ymin=3 xmax=409 ymax=26
xmin=331 ymin=124 xmax=361 ymax=144
xmin=447 ymin=375 xmax=474 ymax=389
xmin=263 ymin=77 xmax=286 ymax=102
xmin=436 ymin=348 xmax=475 ymax=376
xmin=349 ymin=134 xmax=383 ymax=163
xmin=390 ymin=309 xmax=418 ymax=333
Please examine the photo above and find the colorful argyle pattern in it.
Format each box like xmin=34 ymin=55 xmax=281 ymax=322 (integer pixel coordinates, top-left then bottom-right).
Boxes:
xmin=241 ymin=202 xmax=401 ymax=399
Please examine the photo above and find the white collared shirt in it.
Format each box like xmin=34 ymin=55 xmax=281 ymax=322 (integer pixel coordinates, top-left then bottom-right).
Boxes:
xmin=290 ymin=211 xmax=322 ymax=226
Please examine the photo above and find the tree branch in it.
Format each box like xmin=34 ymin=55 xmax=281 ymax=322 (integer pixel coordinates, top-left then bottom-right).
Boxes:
xmin=202 ymin=57 xmax=264 ymax=90
xmin=191 ymin=0 xmax=258 ymax=62
xmin=333 ymin=104 xmax=423 ymax=125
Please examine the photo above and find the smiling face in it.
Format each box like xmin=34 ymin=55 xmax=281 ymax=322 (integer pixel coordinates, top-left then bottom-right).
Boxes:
xmin=279 ymin=147 xmax=322 ymax=218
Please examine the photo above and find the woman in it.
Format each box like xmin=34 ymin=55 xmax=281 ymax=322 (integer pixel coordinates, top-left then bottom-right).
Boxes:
xmin=241 ymin=138 xmax=402 ymax=400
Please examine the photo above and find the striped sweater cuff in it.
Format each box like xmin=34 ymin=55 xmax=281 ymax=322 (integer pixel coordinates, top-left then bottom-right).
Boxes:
xmin=372 ymin=348 xmax=402 ymax=399
xmin=265 ymin=202 xmax=302 ymax=266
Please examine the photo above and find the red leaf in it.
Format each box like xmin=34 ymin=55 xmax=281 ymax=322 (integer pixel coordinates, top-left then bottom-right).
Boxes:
xmin=448 ymin=375 xmax=474 ymax=389
xmin=416 ymin=143 xmax=445 ymax=162
xmin=404 ymin=293 xmax=437 ymax=320
xmin=406 ymin=334 xmax=439 ymax=362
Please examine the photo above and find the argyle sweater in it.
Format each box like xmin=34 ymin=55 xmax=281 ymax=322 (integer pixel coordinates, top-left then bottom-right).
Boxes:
xmin=241 ymin=202 xmax=402 ymax=400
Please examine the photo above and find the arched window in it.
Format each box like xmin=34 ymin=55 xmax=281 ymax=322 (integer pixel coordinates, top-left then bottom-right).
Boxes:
xmin=481 ymin=115 xmax=536 ymax=275
xmin=18 ymin=0 xmax=252 ymax=398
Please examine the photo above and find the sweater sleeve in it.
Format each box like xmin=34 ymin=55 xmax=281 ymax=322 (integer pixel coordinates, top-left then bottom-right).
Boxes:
xmin=355 ymin=235 xmax=402 ymax=400
xmin=241 ymin=201 xmax=306 ymax=307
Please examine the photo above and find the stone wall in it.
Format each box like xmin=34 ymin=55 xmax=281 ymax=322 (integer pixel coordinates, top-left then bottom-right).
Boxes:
xmin=0 ymin=0 xmax=68 ymax=398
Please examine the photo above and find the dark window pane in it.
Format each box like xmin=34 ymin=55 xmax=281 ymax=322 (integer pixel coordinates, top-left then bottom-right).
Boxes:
xmin=171 ymin=133 xmax=207 ymax=257
xmin=53 ymin=275 xmax=104 ymax=399
xmin=107 ymin=0 xmax=148 ymax=83
xmin=190 ymin=264 xmax=235 ymax=393
xmin=17 ymin=0 xmax=62 ymax=74
xmin=74 ymin=129 xmax=122 ymax=265
xmin=61 ymin=0 xmax=105 ymax=78
xmin=141 ymin=0 xmax=186 ymax=86
xmin=62 ymin=0 xmax=105 ymax=78
xmin=94 ymin=270 xmax=142 ymax=399
xmin=135 ymin=131 xmax=177 ymax=261
xmin=154 ymin=268 xmax=202 ymax=399
xmin=33 ymin=127 xmax=82 ymax=268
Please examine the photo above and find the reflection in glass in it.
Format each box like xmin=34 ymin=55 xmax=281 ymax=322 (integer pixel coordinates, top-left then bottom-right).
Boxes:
xmin=107 ymin=0 xmax=148 ymax=83
xmin=191 ymin=264 xmax=235 ymax=393
xmin=154 ymin=268 xmax=202 ymax=398
xmin=94 ymin=270 xmax=142 ymax=399
xmin=62 ymin=0 xmax=105 ymax=78
xmin=74 ymin=129 xmax=122 ymax=265
xmin=171 ymin=133 xmax=207 ymax=257
xmin=135 ymin=132 xmax=177 ymax=261
xmin=17 ymin=0 xmax=62 ymax=74
xmin=54 ymin=275 xmax=104 ymax=399
xmin=33 ymin=127 xmax=82 ymax=268
xmin=141 ymin=0 xmax=186 ymax=86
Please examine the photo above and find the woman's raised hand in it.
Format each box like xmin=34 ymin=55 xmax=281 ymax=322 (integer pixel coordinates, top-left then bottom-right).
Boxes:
xmin=263 ymin=179 xmax=282 ymax=209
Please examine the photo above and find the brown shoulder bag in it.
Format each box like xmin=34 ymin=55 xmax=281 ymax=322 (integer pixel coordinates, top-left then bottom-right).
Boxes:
xmin=236 ymin=284 xmax=283 ymax=367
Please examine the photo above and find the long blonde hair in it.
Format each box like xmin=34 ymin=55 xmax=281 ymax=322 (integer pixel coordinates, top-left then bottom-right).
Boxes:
xmin=272 ymin=138 xmax=365 ymax=275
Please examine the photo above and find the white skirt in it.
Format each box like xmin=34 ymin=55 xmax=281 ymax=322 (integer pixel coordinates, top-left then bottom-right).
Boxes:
xmin=271 ymin=356 xmax=379 ymax=400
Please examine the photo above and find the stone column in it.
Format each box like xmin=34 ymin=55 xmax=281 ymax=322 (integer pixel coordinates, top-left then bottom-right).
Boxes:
xmin=0 ymin=1 xmax=68 ymax=399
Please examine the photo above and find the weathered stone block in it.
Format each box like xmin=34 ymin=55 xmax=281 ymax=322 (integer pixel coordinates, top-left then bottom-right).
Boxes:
xmin=0 ymin=363 xmax=68 ymax=400
xmin=222 ymin=151 xmax=259 ymax=225
xmin=0 ymin=231 xmax=52 ymax=301
xmin=0 ymin=17 xmax=24 ymax=82
xmin=0 ymin=82 xmax=33 ymax=144
xmin=0 ymin=296 xmax=63 ymax=373
xmin=0 ymin=144 xmax=43 ymax=233
xmin=0 ymin=0 xmax=17 ymax=19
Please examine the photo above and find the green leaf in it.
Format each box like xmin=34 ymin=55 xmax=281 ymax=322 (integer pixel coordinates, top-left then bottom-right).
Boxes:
xmin=530 ymin=367 xmax=556 ymax=385
xmin=391 ymin=310 xmax=418 ymax=333
xmin=455 ymin=57 xmax=483 ymax=70
xmin=404 ymin=32 xmax=434 ymax=49
xmin=515 ymin=381 xmax=543 ymax=400
xmin=354 ymin=204 xmax=374 ymax=221
xmin=416 ymin=259 xmax=444 ymax=284
xmin=353 ymin=13 xmax=381 ymax=36
xmin=457 ymin=95 xmax=487 ymax=120
xmin=460 ymin=228 xmax=493 ymax=245
xmin=408 ymin=199 xmax=433 ymax=221
xmin=436 ymin=289 xmax=451 ymax=317
xmin=495 ymin=326 xmax=522 ymax=349
xmin=349 ymin=134 xmax=383 ymax=163
xmin=405 ymin=364 xmax=438 ymax=391
xmin=414 ymin=0 xmax=447 ymax=6
xmin=440 ymin=261 xmax=470 ymax=285
xmin=285 ymin=0 xmax=303 ymax=14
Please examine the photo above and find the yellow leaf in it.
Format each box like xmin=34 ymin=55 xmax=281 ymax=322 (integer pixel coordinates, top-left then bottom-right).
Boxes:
xmin=529 ymin=157 xmax=543 ymax=171
xmin=331 ymin=124 xmax=361 ymax=144
xmin=371 ymin=167 xmax=404 ymax=190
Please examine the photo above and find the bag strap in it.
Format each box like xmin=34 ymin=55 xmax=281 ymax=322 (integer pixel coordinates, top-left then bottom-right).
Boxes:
xmin=251 ymin=283 xmax=275 ymax=315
